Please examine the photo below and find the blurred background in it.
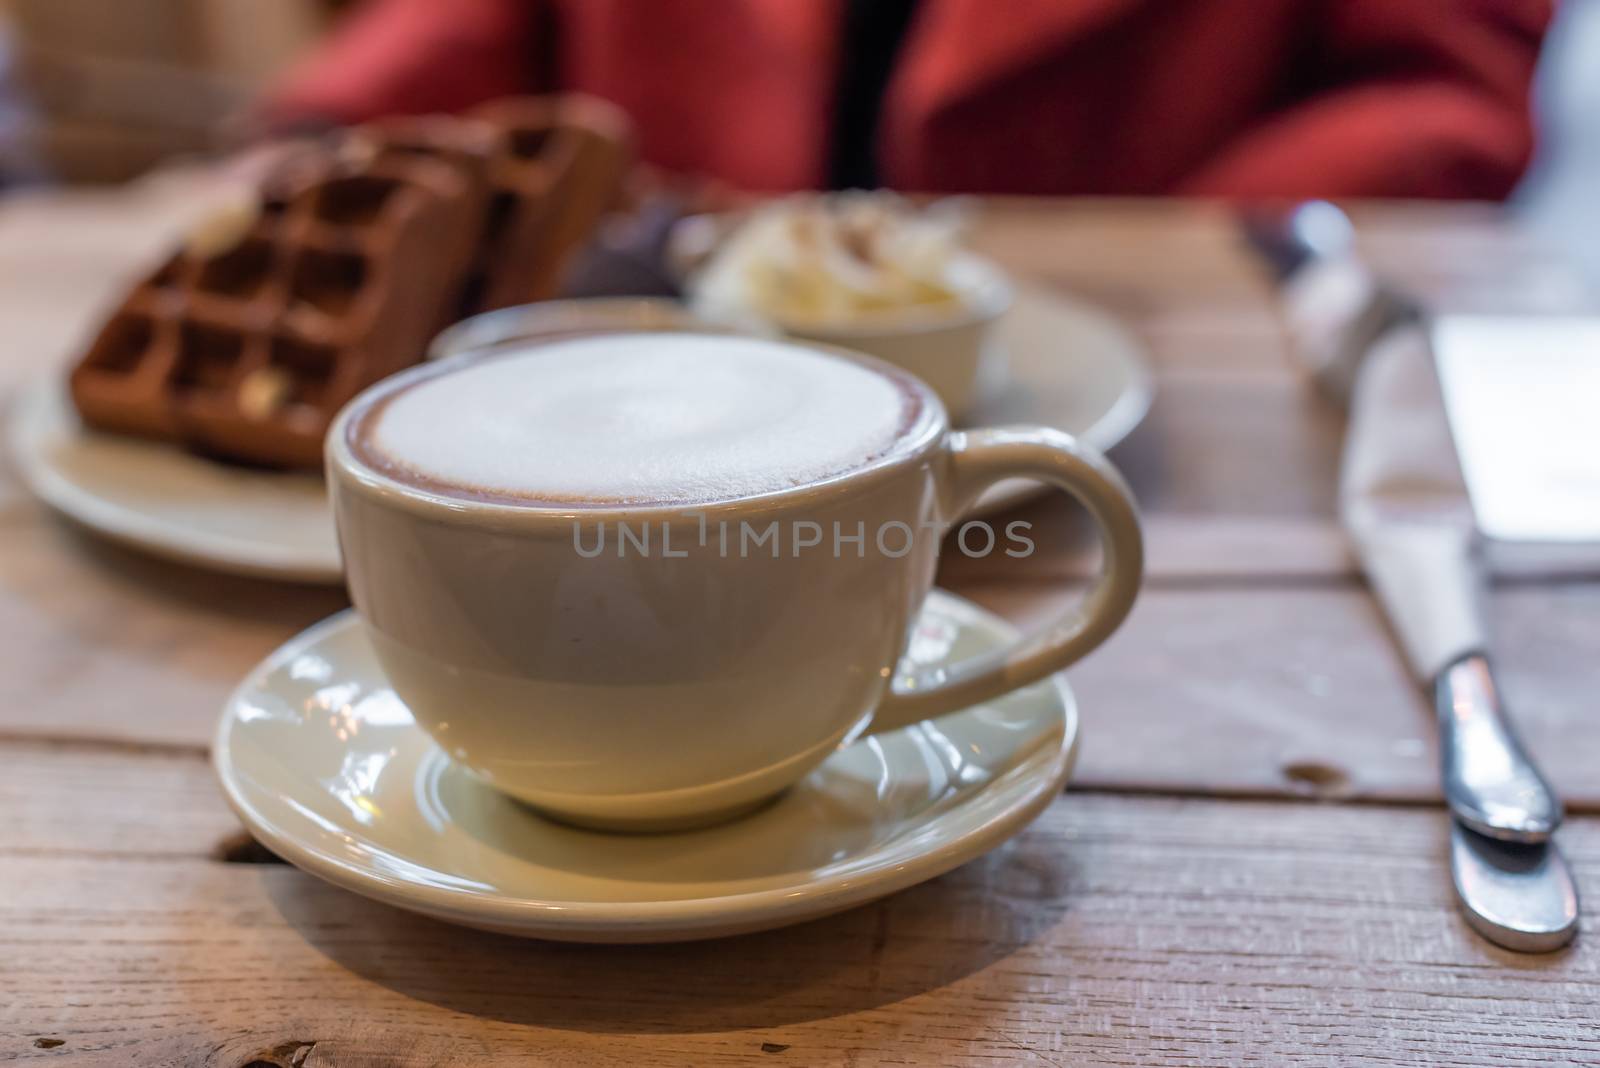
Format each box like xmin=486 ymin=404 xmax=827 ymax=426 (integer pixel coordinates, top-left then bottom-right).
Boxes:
xmin=1515 ymin=0 xmax=1600 ymax=284
xmin=0 ymin=0 xmax=1593 ymax=287
xmin=0 ymin=0 xmax=340 ymax=183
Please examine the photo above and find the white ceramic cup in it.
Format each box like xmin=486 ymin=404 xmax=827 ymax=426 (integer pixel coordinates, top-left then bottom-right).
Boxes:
xmin=427 ymin=297 xmax=714 ymax=360
xmin=327 ymin=335 xmax=1142 ymax=831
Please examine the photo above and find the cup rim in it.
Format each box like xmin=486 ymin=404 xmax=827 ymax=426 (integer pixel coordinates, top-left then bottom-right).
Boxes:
xmin=326 ymin=331 xmax=950 ymax=527
xmin=426 ymin=296 xmax=721 ymax=362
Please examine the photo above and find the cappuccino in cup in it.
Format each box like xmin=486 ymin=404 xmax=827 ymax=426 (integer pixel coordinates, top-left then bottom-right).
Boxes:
xmin=350 ymin=333 xmax=925 ymax=506
xmin=329 ymin=330 xmax=1141 ymax=830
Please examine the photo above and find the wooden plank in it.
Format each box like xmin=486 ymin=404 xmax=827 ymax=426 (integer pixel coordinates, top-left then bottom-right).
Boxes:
xmin=1348 ymin=201 xmax=1596 ymax=315
xmin=0 ymin=486 xmax=347 ymax=748
xmin=2 ymin=742 xmax=1597 ymax=1067
xmin=951 ymin=362 xmax=1354 ymax=582
xmin=976 ymin=197 xmax=1594 ymax=323
xmin=942 ymin=508 xmax=1351 ymax=585
xmin=0 ymin=740 xmax=236 ymax=858
xmin=972 ymin=198 xmax=1281 ymax=321
xmin=955 ymin=579 xmax=1600 ymax=810
xmin=1110 ymin=367 xmax=1342 ymax=519
xmin=0 ymin=188 xmax=1590 ymax=791
xmin=1 ymin=198 xmax=1595 ymax=1065
xmin=4 ymin=481 xmax=1596 ymax=812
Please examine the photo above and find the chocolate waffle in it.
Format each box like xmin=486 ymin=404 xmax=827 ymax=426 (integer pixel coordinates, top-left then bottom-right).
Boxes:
xmin=358 ymin=94 xmax=634 ymax=313
xmin=70 ymin=147 xmax=484 ymax=469
xmin=464 ymin=94 xmax=633 ymax=311
xmin=69 ymin=94 xmax=634 ymax=470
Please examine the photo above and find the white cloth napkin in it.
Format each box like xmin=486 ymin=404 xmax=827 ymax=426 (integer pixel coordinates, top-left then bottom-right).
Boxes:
xmin=1335 ymin=314 xmax=1600 ymax=683
xmin=1339 ymin=324 xmax=1485 ymax=682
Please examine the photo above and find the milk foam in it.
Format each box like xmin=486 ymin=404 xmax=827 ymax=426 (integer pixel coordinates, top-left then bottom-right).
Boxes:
xmin=366 ymin=333 xmax=915 ymax=504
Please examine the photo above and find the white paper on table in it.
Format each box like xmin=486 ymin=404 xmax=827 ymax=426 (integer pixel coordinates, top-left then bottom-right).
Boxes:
xmin=1433 ymin=316 xmax=1600 ymax=546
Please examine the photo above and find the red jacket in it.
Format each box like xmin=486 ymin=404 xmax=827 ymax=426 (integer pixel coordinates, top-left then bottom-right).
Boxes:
xmin=267 ymin=0 xmax=1550 ymax=198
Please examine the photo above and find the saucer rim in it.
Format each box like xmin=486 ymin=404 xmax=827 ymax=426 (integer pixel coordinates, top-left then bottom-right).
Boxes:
xmin=8 ymin=377 xmax=340 ymax=584
xmin=212 ymin=591 xmax=1078 ymax=937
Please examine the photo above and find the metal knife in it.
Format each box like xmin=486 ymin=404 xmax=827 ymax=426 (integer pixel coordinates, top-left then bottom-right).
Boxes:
xmin=1243 ymin=202 xmax=1579 ymax=952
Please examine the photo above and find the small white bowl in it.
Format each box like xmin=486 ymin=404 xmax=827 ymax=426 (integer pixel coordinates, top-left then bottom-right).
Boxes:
xmin=689 ymin=253 xmax=1014 ymax=420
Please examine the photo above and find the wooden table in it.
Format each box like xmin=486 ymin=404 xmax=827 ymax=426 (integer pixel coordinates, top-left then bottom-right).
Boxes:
xmin=2 ymin=183 xmax=1598 ymax=1065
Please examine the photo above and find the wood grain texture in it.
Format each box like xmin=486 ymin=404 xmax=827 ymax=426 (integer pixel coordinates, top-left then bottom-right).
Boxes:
xmin=0 ymin=482 xmax=345 ymax=748
xmin=975 ymin=198 xmax=1594 ymax=321
xmin=3 ymin=742 xmax=1598 ymax=1067
xmin=941 ymin=366 xmax=1351 ymax=583
xmin=0 ymin=189 xmax=1593 ymax=796
xmin=956 ymin=579 xmax=1600 ymax=809
xmin=4 ymin=477 xmax=1597 ymax=810
xmin=2 ymin=193 xmax=1598 ymax=1065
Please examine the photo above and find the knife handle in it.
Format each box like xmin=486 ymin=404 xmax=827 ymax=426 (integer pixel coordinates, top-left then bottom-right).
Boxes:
xmin=1435 ymin=653 xmax=1562 ymax=843
xmin=1449 ymin=821 xmax=1578 ymax=953
xmin=1238 ymin=200 xmax=1355 ymax=279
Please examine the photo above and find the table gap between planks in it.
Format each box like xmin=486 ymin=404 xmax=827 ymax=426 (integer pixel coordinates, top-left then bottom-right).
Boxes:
xmin=0 ymin=185 xmax=1597 ymax=1065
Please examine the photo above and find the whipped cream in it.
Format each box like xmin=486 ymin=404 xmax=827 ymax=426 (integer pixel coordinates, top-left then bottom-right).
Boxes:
xmin=690 ymin=194 xmax=970 ymax=329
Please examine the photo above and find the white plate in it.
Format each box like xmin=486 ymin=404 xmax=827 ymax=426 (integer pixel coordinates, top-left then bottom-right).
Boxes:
xmin=966 ymin=285 xmax=1153 ymax=513
xmin=213 ymin=589 xmax=1078 ymax=942
xmin=8 ymin=288 xmax=1147 ymax=582
xmin=8 ymin=378 xmax=342 ymax=583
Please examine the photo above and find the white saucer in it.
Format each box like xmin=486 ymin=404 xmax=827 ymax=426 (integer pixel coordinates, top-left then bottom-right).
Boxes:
xmin=213 ymin=589 xmax=1078 ymax=942
xmin=9 ymin=378 xmax=341 ymax=583
xmin=967 ymin=284 xmax=1153 ymax=514
xmin=9 ymin=288 xmax=1147 ymax=583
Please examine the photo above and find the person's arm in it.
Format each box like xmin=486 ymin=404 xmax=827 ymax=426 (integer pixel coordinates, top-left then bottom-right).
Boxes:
xmin=1179 ymin=0 xmax=1552 ymax=199
xmin=261 ymin=0 xmax=543 ymax=129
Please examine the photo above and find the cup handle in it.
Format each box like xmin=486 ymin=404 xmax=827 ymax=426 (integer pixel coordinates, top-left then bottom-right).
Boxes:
xmin=865 ymin=426 xmax=1144 ymax=735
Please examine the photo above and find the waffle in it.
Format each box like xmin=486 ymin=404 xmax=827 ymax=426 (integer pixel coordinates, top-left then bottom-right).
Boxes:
xmin=360 ymin=94 xmax=633 ymax=314
xmin=70 ymin=147 xmax=484 ymax=469
xmin=465 ymin=95 xmax=634 ymax=311
xmin=69 ymin=94 xmax=634 ymax=469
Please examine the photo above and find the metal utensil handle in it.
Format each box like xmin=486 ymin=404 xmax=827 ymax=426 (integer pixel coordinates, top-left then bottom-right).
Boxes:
xmin=1435 ymin=653 xmax=1563 ymax=843
xmin=1449 ymin=822 xmax=1579 ymax=953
